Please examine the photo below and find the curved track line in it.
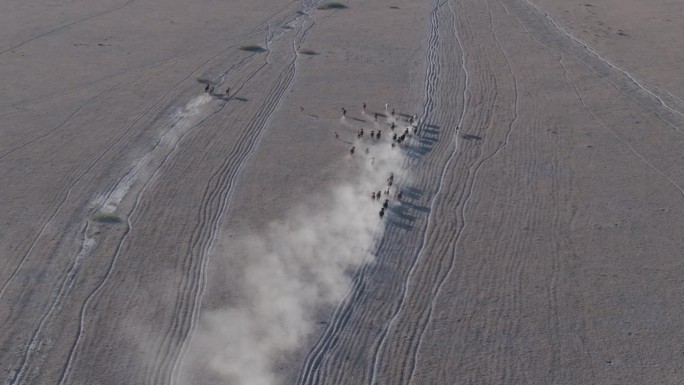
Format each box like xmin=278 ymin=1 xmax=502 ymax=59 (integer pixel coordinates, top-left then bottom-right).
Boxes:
xmin=56 ymin=56 xmax=269 ymax=384
xmin=0 ymin=0 xmax=136 ymax=55
xmin=519 ymin=0 xmax=684 ymax=123
xmin=54 ymin=72 xmax=256 ymax=383
xmin=8 ymin=223 xmax=95 ymax=385
xmin=0 ymin=82 xmax=124 ymax=162
xmin=475 ymin=0 xmax=684 ymax=139
xmin=0 ymin=50 xmax=216 ymax=306
xmin=367 ymin=1 xmax=468 ymax=384
xmin=407 ymin=0 xmax=520 ymax=383
xmin=166 ymin=18 xmax=317 ymax=385
xmin=52 ymin=4 xmax=313 ymax=384
xmin=500 ymin=0 xmax=684 ymax=197
xmin=268 ymin=3 xmax=415 ymax=384
xmin=560 ymin=55 xmax=684 ymax=198
xmin=5 ymin=8 xmax=302 ymax=383
xmin=296 ymin=218 xmax=388 ymax=385
xmin=515 ymin=1 xmax=684 ymax=135
xmin=169 ymin=5 xmax=330 ymax=384
xmin=0 ymin=0 xmax=295 ymax=307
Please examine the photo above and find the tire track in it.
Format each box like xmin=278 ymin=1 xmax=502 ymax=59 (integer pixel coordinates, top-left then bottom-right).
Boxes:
xmin=0 ymin=0 xmax=297 ymax=311
xmin=47 ymin=4 xmax=316 ymax=385
xmin=0 ymin=43 xmax=242 ymax=163
xmin=144 ymin=45 xmax=286 ymax=385
xmin=496 ymin=0 xmax=681 ymax=380
xmin=0 ymin=81 xmax=173 ymax=305
xmin=166 ymin=10 xmax=323 ymax=385
xmin=367 ymin=1 xmax=466 ymax=384
xmin=7 ymin=223 xmax=96 ymax=385
xmin=170 ymin=3 xmax=343 ymax=379
xmin=560 ymin=55 xmax=684 ymax=198
xmin=8 ymin=59 xmax=242 ymax=385
xmin=295 ymin=1 xmax=464 ymax=384
xmin=55 ymin=53 xmax=273 ymax=385
xmin=72 ymin=2 xmax=302 ymax=213
xmin=296 ymin=230 xmax=388 ymax=385
xmin=376 ymin=0 xmax=500 ymax=381
xmin=0 ymin=0 xmax=295 ymax=124
xmin=6 ymin=7 xmax=303 ymax=384
xmin=7 ymin=50 xmax=268 ymax=384
xmin=365 ymin=0 xmax=520 ymax=381
xmin=518 ymin=0 xmax=684 ymax=123
xmin=295 ymin=194 xmax=422 ymax=385
xmin=318 ymin=229 xmax=420 ymax=385
xmin=520 ymin=2 xmax=684 ymax=134
xmin=1 ymin=49 xmax=212 ymax=304
xmin=170 ymin=2 xmax=350 ymax=384
xmin=0 ymin=81 xmax=124 ymax=162
xmin=0 ymin=0 xmax=136 ymax=55
xmin=406 ymin=0 xmax=520 ymax=382
xmin=495 ymin=1 xmax=684 ymax=138
xmin=0 ymin=59 xmax=215 ymax=309
xmin=499 ymin=0 xmax=684 ymax=197
xmin=545 ymin=112 xmax=564 ymax=383
xmin=377 ymin=4 xmax=504 ymax=384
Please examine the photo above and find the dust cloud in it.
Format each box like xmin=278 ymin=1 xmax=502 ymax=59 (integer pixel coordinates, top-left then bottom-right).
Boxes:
xmin=183 ymin=138 xmax=407 ymax=385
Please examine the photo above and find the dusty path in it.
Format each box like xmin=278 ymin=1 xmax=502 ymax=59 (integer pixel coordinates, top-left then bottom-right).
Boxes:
xmin=2 ymin=0 xmax=684 ymax=384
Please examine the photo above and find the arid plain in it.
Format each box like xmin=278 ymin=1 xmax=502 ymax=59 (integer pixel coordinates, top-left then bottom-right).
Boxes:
xmin=2 ymin=0 xmax=684 ymax=384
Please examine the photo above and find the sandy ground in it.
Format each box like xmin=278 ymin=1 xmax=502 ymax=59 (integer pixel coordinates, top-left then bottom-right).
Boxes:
xmin=2 ymin=0 xmax=684 ymax=384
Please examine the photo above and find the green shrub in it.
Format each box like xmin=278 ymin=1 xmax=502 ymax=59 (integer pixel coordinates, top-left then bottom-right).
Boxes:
xmin=239 ymin=44 xmax=266 ymax=52
xmin=92 ymin=212 xmax=121 ymax=224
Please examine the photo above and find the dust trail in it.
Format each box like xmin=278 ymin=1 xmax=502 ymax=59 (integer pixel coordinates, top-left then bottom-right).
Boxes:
xmin=99 ymin=94 xmax=212 ymax=213
xmin=182 ymin=139 xmax=408 ymax=385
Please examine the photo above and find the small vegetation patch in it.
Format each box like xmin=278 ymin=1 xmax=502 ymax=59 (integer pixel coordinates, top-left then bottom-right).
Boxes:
xmin=299 ymin=49 xmax=318 ymax=55
xmin=92 ymin=211 xmax=122 ymax=224
xmin=239 ymin=44 xmax=266 ymax=52
xmin=317 ymin=2 xmax=348 ymax=10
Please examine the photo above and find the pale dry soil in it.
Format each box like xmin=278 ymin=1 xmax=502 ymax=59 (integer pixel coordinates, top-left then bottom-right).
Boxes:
xmin=1 ymin=0 xmax=684 ymax=384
